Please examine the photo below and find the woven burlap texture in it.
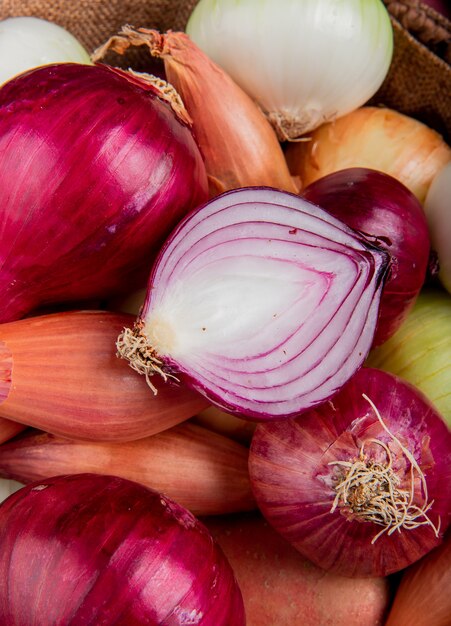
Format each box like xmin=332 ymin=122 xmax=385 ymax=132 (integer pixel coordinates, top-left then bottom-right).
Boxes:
xmin=0 ymin=0 xmax=450 ymax=140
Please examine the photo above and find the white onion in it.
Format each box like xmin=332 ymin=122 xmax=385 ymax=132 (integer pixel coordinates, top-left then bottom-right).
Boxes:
xmin=186 ymin=0 xmax=393 ymax=140
xmin=424 ymin=162 xmax=451 ymax=294
xmin=0 ymin=16 xmax=92 ymax=86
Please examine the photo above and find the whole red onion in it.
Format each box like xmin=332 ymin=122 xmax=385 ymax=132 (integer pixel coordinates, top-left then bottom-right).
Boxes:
xmin=0 ymin=62 xmax=208 ymax=323
xmin=0 ymin=473 xmax=245 ymax=624
xmin=303 ymin=168 xmax=430 ymax=345
xmin=249 ymin=367 xmax=451 ymax=577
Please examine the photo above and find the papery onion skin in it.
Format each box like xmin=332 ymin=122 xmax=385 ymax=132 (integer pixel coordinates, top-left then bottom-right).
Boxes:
xmin=385 ymin=532 xmax=451 ymax=626
xmin=0 ymin=423 xmax=256 ymax=516
xmin=302 ymin=167 xmax=430 ymax=345
xmin=187 ymin=0 xmax=393 ymax=140
xmin=120 ymin=187 xmax=390 ymax=420
xmin=0 ymin=310 xmax=207 ymax=441
xmin=204 ymin=512 xmax=391 ymax=626
xmin=93 ymin=27 xmax=298 ymax=197
xmin=0 ymin=473 xmax=246 ymax=625
xmin=367 ymin=289 xmax=451 ymax=425
xmin=249 ymin=367 xmax=451 ymax=577
xmin=0 ymin=62 xmax=208 ymax=323
xmin=0 ymin=417 xmax=26 ymax=445
xmin=285 ymin=106 xmax=451 ymax=202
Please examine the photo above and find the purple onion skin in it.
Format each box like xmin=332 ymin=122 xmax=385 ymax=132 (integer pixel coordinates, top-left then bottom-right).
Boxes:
xmin=249 ymin=367 xmax=451 ymax=578
xmin=0 ymin=63 xmax=208 ymax=323
xmin=0 ymin=473 xmax=245 ymax=625
xmin=302 ymin=168 xmax=430 ymax=345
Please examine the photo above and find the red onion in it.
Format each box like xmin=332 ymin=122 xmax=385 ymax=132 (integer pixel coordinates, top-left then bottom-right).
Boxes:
xmin=0 ymin=473 xmax=245 ymax=624
xmin=249 ymin=367 xmax=451 ymax=577
xmin=302 ymin=168 xmax=430 ymax=345
xmin=117 ymin=187 xmax=389 ymax=420
xmin=0 ymin=62 xmax=208 ymax=323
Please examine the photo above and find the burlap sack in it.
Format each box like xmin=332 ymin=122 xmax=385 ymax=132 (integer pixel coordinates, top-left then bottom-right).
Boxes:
xmin=1 ymin=0 xmax=450 ymax=140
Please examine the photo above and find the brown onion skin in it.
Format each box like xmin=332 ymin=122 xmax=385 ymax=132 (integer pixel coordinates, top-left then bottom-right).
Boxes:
xmin=0 ymin=474 xmax=245 ymax=625
xmin=0 ymin=423 xmax=256 ymax=516
xmin=303 ymin=168 xmax=430 ymax=345
xmin=0 ymin=62 xmax=208 ymax=323
xmin=204 ymin=512 xmax=391 ymax=626
xmin=385 ymin=532 xmax=451 ymax=626
xmin=249 ymin=367 xmax=451 ymax=578
xmin=0 ymin=310 xmax=208 ymax=441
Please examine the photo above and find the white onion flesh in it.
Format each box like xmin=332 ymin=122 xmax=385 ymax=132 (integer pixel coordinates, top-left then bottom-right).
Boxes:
xmin=129 ymin=187 xmax=389 ymax=420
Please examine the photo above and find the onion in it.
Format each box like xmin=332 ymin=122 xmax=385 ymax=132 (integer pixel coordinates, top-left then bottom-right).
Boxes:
xmin=186 ymin=0 xmax=393 ymax=140
xmin=302 ymin=167 xmax=430 ymax=345
xmin=116 ymin=187 xmax=390 ymax=420
xmin=424 ymin=162 xmax=451 ymax=293
xmin=93 ymin=27 xmax=298 ymax=197
xmin=193 ymin=406 xmax=256 ymax=445
xmin=284 ymin=106 xmax=451 ymax=202
xmin=385 ymin=532 xmax=451 ymax=626
xmin=0 ymin=474 xmax=245 ymax=624
xmin=0 ymin=417 xmax=26 ymax=445
xmin=0 ymin=423 xmax=256 ymax=516
xmin=249 ymin=367 xmax=451 ymax=577
xmin=0 ymin=16 xmax=92 ymax=85
xmin=0 ymin=310 xmax=207 ymax=441
xmin=367 ymin=289 xmax=451 ymax=425
xmin=0 ymin=62 xmax=208 ymax=323
xmin=205 ymin=512 xmax=391 ymax=626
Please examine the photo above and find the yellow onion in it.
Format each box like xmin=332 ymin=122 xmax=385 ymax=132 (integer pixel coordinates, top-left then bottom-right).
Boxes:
xmin=285 ymin=106 xmax=451 ymax=202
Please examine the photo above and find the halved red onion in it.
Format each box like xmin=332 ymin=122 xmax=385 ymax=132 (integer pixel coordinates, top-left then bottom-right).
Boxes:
xmin=0 ymin=62 xmax=208 ymax=323
xmin=249 ymin=367 xmax=451 ymax=577
xmin=302 ymin=168 xmax=430 ymax=345
xmin=117 ymin=187 xmax=390 ymax=420
xmin=0 ymin=473 xmax=245 ymax=624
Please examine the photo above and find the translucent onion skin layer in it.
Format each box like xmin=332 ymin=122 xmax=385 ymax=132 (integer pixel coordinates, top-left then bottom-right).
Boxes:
xmin=135 ymin=187 xmax=389 ymax=420
xmin=0 ymin=62 xmax=208 ymax=323
xmin=249 ymin=367 xmax=451 ymax=577
xmin=303 ymin=168 xmax=430 ymax=345
xmin=0 ymin=474 xmax=246 ymax=625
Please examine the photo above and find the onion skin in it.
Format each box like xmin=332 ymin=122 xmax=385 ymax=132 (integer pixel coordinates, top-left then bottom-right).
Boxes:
xmin=0 ymin=62 xmax=208 ymax=323
xmin=192 ymin=406 xmax=256 ymax=446
xmin=0 ymin=473 xmax=246 ymax=625
xmin=285 ymin=106 xmax=451 ymax=202
xmin=249 ymin=367 xmax=451 ymax=577
xmin=385 ymin=532 xmax=451 ymax=626
xmin=303 ymin=167 xmax=430 ymax=345
xmin=0 ymin=417 xmax=25 ymax=445
xmin=0 ymin=310 xmax=207 ymax=441
xmin=0 ymin=423 xmax=256 ymax=516
xmin=204 ymin=512 xmax=391 ymax=626
xmin=93 ymin=27 xmax=298 ymax=197
xmin=367 ymin=289 xmax=451 ymax=425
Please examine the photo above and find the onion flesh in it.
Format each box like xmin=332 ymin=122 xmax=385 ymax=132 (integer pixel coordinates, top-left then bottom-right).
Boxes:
xmin=117 ymin=187 xmax=390 ymax=420
xmin=303 ymin=167 xmax=430 ymax=345
xmin=424 ymin=162 xmax=451 ymax=294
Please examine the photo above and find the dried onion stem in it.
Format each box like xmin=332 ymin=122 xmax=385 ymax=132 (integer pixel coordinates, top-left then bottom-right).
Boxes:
xmin=116 ymin=322 xmax=178 ymax=394
xmin=329 ymin=394 xmax=440 ymax=544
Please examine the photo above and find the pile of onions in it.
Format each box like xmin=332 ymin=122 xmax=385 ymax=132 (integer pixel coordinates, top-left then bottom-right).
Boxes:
xmin=116 ymin=186 xmax=390 ymax=420
xmin=249 ymin=367 xmax=451 ymax=577
xmin=302 ymin=167 xmax=430 ymax=345
xmin=285 ymin=106 xmax=451 ymax=202
xmin=186 ymin=0 xmax=394 ymax=140
xmin=0 ymin=62 xmax=208 ymax=323
xmin=367 ymin=289 xmax=451 ymax=425
xmin=0 ymin=310 xmax=207 ymax=441
xmin=0 ymin=474 xmax=245 ymax=624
